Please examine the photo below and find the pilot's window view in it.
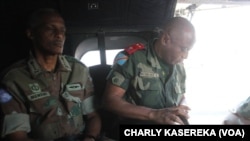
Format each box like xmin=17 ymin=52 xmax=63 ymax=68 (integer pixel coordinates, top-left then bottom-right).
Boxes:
xmin=81 ymin=49 xmax=122 ymax=66
xmin=81 ymin=4 xmax=250 ymax=124
xmin=182 ymin=4 xmax=250 ymax=124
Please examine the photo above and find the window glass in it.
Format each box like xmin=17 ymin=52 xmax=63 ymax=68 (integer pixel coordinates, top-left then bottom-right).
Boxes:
xmin=106 ymin=49 xmax=123 ymax=65
xmin=80 ymin=51 xmax=100 ymax=67
xmin=182 ymin=4 xmax=250 ymax=124
xmin=80 ymin=49 xmax=122 ymax=67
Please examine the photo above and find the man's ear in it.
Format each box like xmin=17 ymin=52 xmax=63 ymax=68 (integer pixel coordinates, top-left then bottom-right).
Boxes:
xmin=161 ymin=33 xmax=169 ymax=46
xmin=26 ymin=29 xmax=34 ymax=40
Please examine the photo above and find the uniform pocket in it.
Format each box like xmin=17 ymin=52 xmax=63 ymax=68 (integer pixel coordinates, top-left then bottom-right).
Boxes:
xmin=137 ymin=77 xmax=160 ymax=91
xmin=135 ymin=77 xmax=162 ymax=108
xmin=61 ymin=83 xmax=85 ymax=117
xmin=64 ymin=83 xmax=84 ymax=101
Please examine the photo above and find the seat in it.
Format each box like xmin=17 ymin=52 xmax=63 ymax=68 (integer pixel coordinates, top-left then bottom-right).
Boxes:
xmin=89 ymin=64 xmax=119 ymax=140
xmin=89 ymin=64 xmax=111 ymax=105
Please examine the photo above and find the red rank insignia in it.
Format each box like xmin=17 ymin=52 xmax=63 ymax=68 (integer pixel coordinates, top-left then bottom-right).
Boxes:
xmin=125 ymin=43 xmax=145 ymax=55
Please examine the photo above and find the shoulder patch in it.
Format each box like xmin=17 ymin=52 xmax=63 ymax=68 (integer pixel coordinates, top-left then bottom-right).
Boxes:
xmin=113 ymin=52 xmax=128 ymax=66
xmin=125 ymin=43 xmax=145 ymax=55
xmin=0 ymin=89 xmax=12 ymax=103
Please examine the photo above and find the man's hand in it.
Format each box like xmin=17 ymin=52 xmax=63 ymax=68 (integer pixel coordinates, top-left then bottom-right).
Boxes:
xmin=149 ymin=105 xmax=190 ymax=125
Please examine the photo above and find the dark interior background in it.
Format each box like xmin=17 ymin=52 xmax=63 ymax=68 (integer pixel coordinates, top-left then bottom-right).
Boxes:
xmin=0 ymin=0 xmax=177 ymax=71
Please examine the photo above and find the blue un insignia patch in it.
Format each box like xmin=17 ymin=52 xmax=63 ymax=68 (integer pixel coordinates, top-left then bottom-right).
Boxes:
xmin=114 ymin=52 xmax=128 ymax=66
xmin=0 ymin=89 xmax=12 ymax=103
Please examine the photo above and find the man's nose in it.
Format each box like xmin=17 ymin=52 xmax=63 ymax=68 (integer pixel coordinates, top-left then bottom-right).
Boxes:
xmin=55 ymin=30 xmax=65 ymax=39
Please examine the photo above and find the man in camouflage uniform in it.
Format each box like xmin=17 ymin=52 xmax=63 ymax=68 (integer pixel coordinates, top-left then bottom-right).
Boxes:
xmin=223 ymin=96 xmax=250 ymax=124
xmin=102 ymin=17 xmax=196 ymax=138
xmin=0 ymin=8 xmax=101 ymax=141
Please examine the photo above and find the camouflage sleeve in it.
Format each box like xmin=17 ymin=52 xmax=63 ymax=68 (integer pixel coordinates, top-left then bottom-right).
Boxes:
xmin=1 ymin=113 xmax=30 ymax=137
xmin=0 ymin=89 xmax=30 ymax=137
xmin=235 ymin=96 xmax=250 ymax=119
xmin=81 ymin=75 xmax=95 ymax=115
xmin=224 ymin=97 xmax=250 ymax=125
xmin=223 ymin=112 xmax=250 ymax=125
xmin=82 ymin=96 xmax=95 ymax=115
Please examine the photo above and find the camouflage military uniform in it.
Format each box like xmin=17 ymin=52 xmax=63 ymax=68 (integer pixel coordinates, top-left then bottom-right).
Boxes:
xmin=0 ymin=52 xmax=96 ymax=140
xmin=236 ymin=96 xmax=250 ymax=119
xmin=224 ymin=96 xmax=250 ymax=124
xmin=107 ymin=41 xmax=186 ymax=116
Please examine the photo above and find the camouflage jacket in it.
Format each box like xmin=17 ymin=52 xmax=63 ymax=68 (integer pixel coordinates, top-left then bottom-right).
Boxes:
xmin=0 ymin=52 xmax=96 ymax=140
